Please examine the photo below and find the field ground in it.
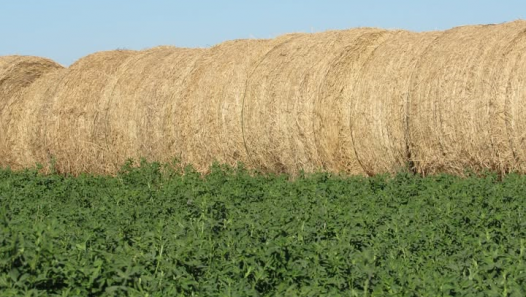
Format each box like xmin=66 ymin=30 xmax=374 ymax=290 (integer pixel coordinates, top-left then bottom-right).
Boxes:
xmin=1 ymin=160 xmax=525 ymax=296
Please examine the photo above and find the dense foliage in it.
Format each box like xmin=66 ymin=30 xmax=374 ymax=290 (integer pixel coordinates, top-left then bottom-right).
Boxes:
xmin=1 ymin=160 xmax=525 ymax=296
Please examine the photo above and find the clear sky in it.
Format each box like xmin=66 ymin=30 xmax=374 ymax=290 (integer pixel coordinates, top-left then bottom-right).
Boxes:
xmin=1 ymin=1 xmax=525 ymax=66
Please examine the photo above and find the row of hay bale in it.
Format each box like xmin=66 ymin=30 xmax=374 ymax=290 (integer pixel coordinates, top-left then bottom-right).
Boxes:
xmin=2 ymin=20 xmax=526 ymax=176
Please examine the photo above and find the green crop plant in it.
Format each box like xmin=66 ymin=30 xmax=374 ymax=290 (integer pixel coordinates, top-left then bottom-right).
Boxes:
xmin=0 ymin=161 xmax=525 ymax=296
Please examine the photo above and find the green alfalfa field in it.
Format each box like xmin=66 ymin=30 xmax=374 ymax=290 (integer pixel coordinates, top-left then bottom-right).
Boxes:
xmin=1 ymin=159 xmax=525 ymax=296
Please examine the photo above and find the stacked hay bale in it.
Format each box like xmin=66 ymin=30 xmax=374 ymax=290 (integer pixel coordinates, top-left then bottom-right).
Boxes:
xmin=500 ymin=22 xmax=526 ymax=175
xmin=3 ymin=20 xmax=526 ymax=176
xmin=0 ymin=56 xmax=61 ymax=104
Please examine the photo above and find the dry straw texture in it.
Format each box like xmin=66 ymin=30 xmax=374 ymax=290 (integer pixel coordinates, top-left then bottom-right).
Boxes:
xmin=408 ymin=20 xmax=526 ymax=176
xmin=500 ymin=22 xmax=526 ymax=175
xmin=0 ymin=56 xmax=63 ymax=169
xmin=313 ymin=28 xmax=393 ymax=176
xmin=101 ymin=46 xmax=180 ymax=168
xmin=4 ymin=70 xmax=66 ymax=170
xmin=173 ymin=39 xmax=275 ymax=172
xmin=104 ymin=46 xmax=205 ymax=174
xmin=148 ymin=47 xmax=205 ymax=167
xmin=3 ymin=21 xmax=526 ymax=176
xmin=43 ymin=50 xmax=137 ymax=174
xmin=349 ymin=30 xmax=442 ymax=175
xmin=243 ymin=28 xmax=395 ymax=175
xmin=180 ymin=35 xmax=306 ymax=173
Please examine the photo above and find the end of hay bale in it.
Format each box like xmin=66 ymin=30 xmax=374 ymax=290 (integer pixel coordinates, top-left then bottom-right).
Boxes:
xmin=0 ymin=55 xmax=62 ymax=108
xmin=0 ymin=55 xmax=64 ymax=169
xmin=43 ymin=49 xmax=138 ymax=175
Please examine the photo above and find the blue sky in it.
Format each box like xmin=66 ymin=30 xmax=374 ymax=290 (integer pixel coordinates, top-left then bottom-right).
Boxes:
xmin=2 ymin=1 xmax=525 ymax=66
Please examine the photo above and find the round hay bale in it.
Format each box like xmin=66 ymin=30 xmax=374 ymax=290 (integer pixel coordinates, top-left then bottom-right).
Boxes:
xmin=6 ymin=21 xmax=526 ymax=177
xmin=312 ymin=28 xmax=393 ymax=176
xmin=242 ymin=28 xmax=391 ymax=175
xmin=0 ymin=56 xmax=63 ymax=169
xmin=348 ymin=30 xmax=442 ymax=175
xmin=3 ymin=69 xmax=66 ymax=170
xmin=44 ymin=50 xmax=137 ymax=175
xmin=101 ymin=46 xmax=205 ymax=171
xmin=178 ymin=37 xmax=300 ymax=173
xmin=0 ymin=56 xmax=61 ymax=107
xmin=141 ymin=47 xmax=205 ymax=168
xmin=491 ymin=21 xmax=526 ymax=174
xmin=408 ymin=20 xmax=526 ymax=176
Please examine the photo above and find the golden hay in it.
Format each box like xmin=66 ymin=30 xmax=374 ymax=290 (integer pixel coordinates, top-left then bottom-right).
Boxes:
xmin=4 ymin=21 xmax=526 ymax=177
xmin=44 ymin=50 xmax=137 ymax=174
xmin=408 ymin=20 xmax=526 ymax=176
xmin=0 ymin=56 xmax=61 ymax=105
xmin=499 ymin=22 xmax=526 ymax=174
xmin=349 ymin=30 xmax=442 ymax=175
xmin=179 ymin=36 xmax=302 ymax=173
xmin=4 ymin=70 xmax=66 ymax=170
xmin=313 ymin=28 xmax=393 ymax=175
xmin=132 ymin=48 xmax=205 ymax=166
xmin=242 ymin=28 xmax=396 ymax=175
xmin=102 ymin=46 xmax=205 ymax=173
xmin=0 ymin=56 xmax=63 ymax=168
